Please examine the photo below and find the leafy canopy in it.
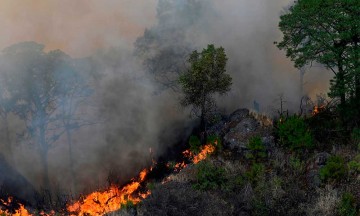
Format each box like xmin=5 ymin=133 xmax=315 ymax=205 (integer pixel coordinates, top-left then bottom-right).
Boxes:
xmin=276 ymin=0 xmax=360 ymax=112
xmin=179 ymin=44 xmax=232 ymax=120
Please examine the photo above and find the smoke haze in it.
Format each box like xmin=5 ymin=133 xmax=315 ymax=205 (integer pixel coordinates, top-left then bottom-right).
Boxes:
xmin=0 ymin=0 xmax=332 ymax=196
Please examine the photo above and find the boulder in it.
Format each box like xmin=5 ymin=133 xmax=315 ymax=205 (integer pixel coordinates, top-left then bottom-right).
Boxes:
xmin=229 ymin=109 xmax=250 ymax=123
xmin=314 ymin=152 xmax=331 ymax=167
xmin=223 ymin=117 xmax=260 ymax=152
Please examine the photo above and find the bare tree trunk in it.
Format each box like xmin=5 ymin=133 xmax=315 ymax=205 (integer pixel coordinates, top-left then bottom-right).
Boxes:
xmin=353 ymin=39 xmax=360 ymax=125
xmin=66 ymin=128 xmax=77 ymax=194
xmin=39 ymin=125 xmax=51 ymax=194
xmin=337 ymin=58 xmax=347 ymax=127
xmin=3 ymin=114 xmax=13 ymax=163
xmin=200 ymin=98 xmax=207 ymax=144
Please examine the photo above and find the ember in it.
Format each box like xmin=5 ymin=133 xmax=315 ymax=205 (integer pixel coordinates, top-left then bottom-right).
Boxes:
xmin=312 ymin=105 xmax=325 ymax=115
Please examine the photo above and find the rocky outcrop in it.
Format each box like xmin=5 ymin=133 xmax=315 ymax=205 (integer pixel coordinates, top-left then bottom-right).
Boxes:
xmin=220 ymin=109 xmax=273 ymax=154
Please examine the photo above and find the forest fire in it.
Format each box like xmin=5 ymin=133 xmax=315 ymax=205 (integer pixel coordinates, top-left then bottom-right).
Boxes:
xmin=183 ymin=141 xmax=218 ymax=164
xmin=0 ymin=197 xmax=32 ymax=216
xmin=312 ymin=105 xmax=325 ymax=115
xmin=67 ymin=168 xmax=150 ymax=215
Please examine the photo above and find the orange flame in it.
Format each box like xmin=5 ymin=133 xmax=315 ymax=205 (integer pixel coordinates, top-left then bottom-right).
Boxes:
xmin=183 ymin=141 xmax=217 ymax=164
xmin=312 ymin=105 xmax=325 ymax=115
xmin=67 ymin=168 xmax=150 ymax=216
xmin=0 ymin=197 xmax=33 ymax=216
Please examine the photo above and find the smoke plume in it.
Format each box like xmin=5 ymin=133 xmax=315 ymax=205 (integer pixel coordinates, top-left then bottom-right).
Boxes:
xmin=0 ymin=0 xmax=332 ymax=197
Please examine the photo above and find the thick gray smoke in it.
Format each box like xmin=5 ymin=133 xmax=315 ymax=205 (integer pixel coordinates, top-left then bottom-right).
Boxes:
xmin=0 ymin=0 xmax=332 ymax=197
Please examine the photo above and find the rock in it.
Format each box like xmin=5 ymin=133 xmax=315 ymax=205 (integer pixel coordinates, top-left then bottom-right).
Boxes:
xmin=223 ymin=133 xmax=247 ymax=152
xmin=231 ymin=118 xmax=259 ymax=134
xmin=223 ymin=117 xmax=260 ymax=152
xmin=262 ymin=136 xmax=275 ymax=149
xmin=206 ymin=120 xmax=227 ymax=137
xmin=314 ymin=152 xmax=330 ymax=167
xmin=229 ymin=109 xmax=250 ymax=123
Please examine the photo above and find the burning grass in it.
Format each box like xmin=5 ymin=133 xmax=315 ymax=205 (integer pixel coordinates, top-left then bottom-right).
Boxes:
xmin=0 ymin=139 xmax=219 ymax=215
xmin=67 ymin=169 xmax=150 ymax=216
xmin=0 ymin=197 xmax=32 ymax=216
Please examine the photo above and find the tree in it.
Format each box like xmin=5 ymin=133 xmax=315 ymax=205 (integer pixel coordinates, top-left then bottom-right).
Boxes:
xmin=52 ymin=52 xmax=95 ymax=194
xmin=134 ymin=0 xmax=214 ymax=91
xmin=0 ymin=42 xmax=94 ymax=195
xmin=179 ymin=44 xmax=232 ymax=137
xmin=276 ymin=0 xmax=360 ymax=124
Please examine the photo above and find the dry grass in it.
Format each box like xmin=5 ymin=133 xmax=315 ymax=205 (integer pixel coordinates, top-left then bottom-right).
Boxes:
xmin=249 ymin=110 xmax=273 ymax=127
xmin=301 ymin=185 xmax=339 ymax=216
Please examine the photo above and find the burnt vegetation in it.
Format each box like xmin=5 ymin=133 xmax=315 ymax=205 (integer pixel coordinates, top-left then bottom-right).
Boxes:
xmin=0 ymin=0 xmax=360 ymax=215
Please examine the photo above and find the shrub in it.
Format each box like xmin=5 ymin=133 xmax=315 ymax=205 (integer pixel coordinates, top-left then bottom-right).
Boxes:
xmin=120 ymin=200 xmax=135 ymax=210
xmin=319 ymin=156 xmax=346 ymax=183
xmin=338 ymin=192 xmax=357 ymax=216
xmin=252 ymin=198 xmax=269 ymax=216
xmin=189 ymin=135 xmax=201 ymax=154
xmin=348 ymin=154 xmax=360 ymax=175
xmin=277 ymin=115 xmax=313 ymax=151
xmin=245 ymin=163 xmax=265 ymax=185
xmin=193 ymin=161 xmax=226 ymax=191
xmin=246 ymin=136 xmax=266 ymax=162
xmin=289 ymin=156 xmax=305 ymax=175
xmin=207 ymin=134 xmax=222 ymax=152
xmin=351 ymin=128 xmax=360 ymax=149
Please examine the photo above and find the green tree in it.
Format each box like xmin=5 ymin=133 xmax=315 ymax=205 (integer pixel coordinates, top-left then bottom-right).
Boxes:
xmin=276 ymin=0 xmax=360 ymax=124
xmin=179 ymin=44 xmax=232 ymax=134
xmin=134 ymin=0 xmax=214 ymax=91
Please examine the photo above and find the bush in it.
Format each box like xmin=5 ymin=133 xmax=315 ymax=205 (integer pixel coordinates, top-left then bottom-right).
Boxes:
xmin=246 ymin=136 xmax=266 ymax=162
xmin=319 ymin=156 xmax=346 ymax=183
xmin=252 ymin=198 xmax=270 ymax=216
xmin=245 ymin=163 xmax=265 ymax=185
xmin=289 ymin=156 xmax=305 ymax=175
xmin=207 ymin=134 xmax=222 ymax=152
xmin=351 ymin=128 xmax=360 ymax=149
xmin=277 ymin=115 xmax=313 ymax=151
xmin=348 ymin=154 xmax=360 ymax=175
xmin=194 ymin=161 xmax=226 ymax=190
xmin=120 ymin=200 xmax=135 ymax=210
xmin=338 ymin=192 xmax=357 ymax=216
xmin=189 ymin=135 xmax=201 ymax=154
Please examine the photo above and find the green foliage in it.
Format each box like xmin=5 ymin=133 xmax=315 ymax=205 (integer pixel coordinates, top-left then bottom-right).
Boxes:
xmin=319 ymin=156 xmax=346 ymax=182
xmin=348 ymin=155 xmax=360 ymax=175
xmin=351 ymin=128 xmax=360 ymax=148
xmin=246 ymin=136 xmax=267 ymax=162
xmin=134 ymin=0 xmax=209 ymax=90
xmin=189 ymin=135 xmax=202 ymax=154
xmin=121 ymin=200 xmax=135 ymax=210
xmin=194 ymin=161 xmax=226 ymax=191
xmin=245 ymin=163 xmax=265 ymax=185
xmin=252 ymin=198 xmax=270 ymax=216
xmin=277 ymin=115 xmax=313 ymax=151
xmin=207 ymin=134 xmax=222 ymax=152
xmin=226 ymin=175 xmax=247 ymax=191
xmin=289 ymin=155 xmax=305 ymax=175
xmin=147 ymin=182 xmax=156 ymax=191
xmin=179 ymin=44 xmax=232 ymax=130
xmin=338 ymin=192 xmax=357 ymax=216
xmin=276 ymin=0 xmax=360 ymax=111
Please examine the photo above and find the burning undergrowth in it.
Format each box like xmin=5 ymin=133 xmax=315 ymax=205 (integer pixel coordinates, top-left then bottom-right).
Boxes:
xmin=0 ymin=132 xmax=220 ymax=215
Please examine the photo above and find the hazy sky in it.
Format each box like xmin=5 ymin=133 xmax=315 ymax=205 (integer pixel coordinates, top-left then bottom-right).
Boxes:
xmin=0 ymin=0 xmax=157 ymax=57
